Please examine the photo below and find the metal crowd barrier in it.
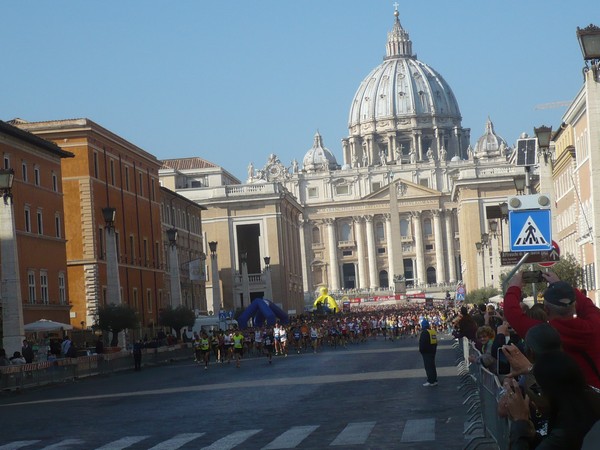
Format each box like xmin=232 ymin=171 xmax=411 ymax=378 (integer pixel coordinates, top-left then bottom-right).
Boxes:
xmin=0 ymin=344 xmax=193 ymax=392
xmin=454 ymin=338 xmax=509 ymax=450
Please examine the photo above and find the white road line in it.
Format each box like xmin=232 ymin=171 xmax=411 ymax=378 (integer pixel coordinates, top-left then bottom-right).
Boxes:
xmin=400 ymin=418 xmax=436 ymax=442
xmin=262 ymin=425 xmax=319 ymax=449
xmin=147 ymin=433 xmax=205 ymax=450
xmin=40 ymin=439 xmax=85 ymax=449
xmin=95 ymin=436 xmax=150 ymax=449
xmin=330 ymin=421 xmax=376 ymax=446
xmin=0 ymin=441 xmax=41 ymax=450
xmin=201 ymin=429 xmax=261 ymax=450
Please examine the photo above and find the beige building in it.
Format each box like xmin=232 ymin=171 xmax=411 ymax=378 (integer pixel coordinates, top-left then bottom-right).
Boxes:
xmin=160 ymin=158 xmax=304 ymax=314
xmin=160 ymin=9 xmax=532 ymax=307
xmin=551 ymin=63 xmax=600 ymax=302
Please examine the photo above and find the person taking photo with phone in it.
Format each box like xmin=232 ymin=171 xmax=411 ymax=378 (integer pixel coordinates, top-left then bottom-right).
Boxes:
xmin=504 ymin=271 xmax=600 ymax=389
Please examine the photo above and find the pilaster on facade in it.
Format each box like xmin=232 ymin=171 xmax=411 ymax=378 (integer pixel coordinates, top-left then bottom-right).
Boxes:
xmin=324 ymin=218 xmax=340 ymax=290
xmin=353 ymin=216 xmax=366 ymax=289
xmin=445 ymin=210 xmax=457 ymax=283
xmin=364 ymin=215 xmax=378 ymax=288
xmin=411 ymin=211 xmax=425 ymax=285
xmin=432 ymin=209 xmax=446 ymax=284
xmin=79 ymin=179 xmax=96 ymax=260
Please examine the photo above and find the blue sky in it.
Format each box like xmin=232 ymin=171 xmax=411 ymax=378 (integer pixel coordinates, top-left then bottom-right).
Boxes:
xmin=1 ymin=1 xmax=595 ymax=181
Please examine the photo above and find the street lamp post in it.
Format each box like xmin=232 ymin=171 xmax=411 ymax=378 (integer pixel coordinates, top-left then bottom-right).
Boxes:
xmin=166 ymin=227 xmax=182 ymax=308
xmin=208 ymin=241 xmax=221 ymax=316
xmin=577 ymin=24 xmax=600 ymax=82
xmin=0 ymin=168 xmax=26 ymax=356
xmin=475 ymin=233 xmax=490 ymax=288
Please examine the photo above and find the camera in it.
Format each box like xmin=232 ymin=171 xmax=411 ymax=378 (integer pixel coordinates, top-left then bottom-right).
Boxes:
xmin=522 ymin=270 xmax=545 ymax=284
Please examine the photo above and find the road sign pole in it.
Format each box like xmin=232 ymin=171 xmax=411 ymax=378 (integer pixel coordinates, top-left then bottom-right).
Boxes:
xmin=501 ymin=252 xmax=530 ymax=294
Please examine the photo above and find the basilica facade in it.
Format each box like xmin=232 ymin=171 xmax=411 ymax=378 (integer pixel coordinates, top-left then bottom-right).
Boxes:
xmin=247 ymin=8 xmax=524 ymax=297
xmin=161 ymin=8 xmax=528 ymax=311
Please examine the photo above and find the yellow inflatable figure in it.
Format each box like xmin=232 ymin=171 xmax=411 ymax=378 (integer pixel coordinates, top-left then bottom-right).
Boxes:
xmin=313 ymin=287 xmax=340 ymax=313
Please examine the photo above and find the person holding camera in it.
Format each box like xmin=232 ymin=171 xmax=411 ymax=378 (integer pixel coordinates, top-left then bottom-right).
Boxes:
xmin=502 ymin=350 xmax=600 ymax=449
xmin=504 ymin=271 xmax=600 ymax=389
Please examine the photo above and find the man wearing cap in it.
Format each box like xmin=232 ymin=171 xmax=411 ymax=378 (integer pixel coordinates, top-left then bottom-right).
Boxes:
xmin=418 ymin=319 xmax=438 ymax=387
xmin=504 ymin=272 xmax=600 ymax=388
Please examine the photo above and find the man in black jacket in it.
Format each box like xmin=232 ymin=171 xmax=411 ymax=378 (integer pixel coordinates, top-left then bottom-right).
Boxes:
xmin=21 ymin=340 xmax=35 ymax=364
xmin=419 ymin=319 xmax=438 ymax=386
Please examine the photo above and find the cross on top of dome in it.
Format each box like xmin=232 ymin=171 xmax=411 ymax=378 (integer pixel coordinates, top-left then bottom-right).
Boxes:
xmin=386 ymin=3 xmax=413 ymax=59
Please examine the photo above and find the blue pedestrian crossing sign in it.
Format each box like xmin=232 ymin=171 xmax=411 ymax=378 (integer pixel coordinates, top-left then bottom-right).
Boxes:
xmin=509 ymin=209 xmax=552 ymax=252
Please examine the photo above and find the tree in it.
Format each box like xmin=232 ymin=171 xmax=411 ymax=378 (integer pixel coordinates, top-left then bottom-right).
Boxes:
xmin=465 ymin=286 xmax=500 ymax=305
xmin=550 ymin=253 xmax=583 ymax=289
xmin=97 ymin=303 xmax=139 ymax=347
xmin=159 ymin=306 xmax=196 ymax=341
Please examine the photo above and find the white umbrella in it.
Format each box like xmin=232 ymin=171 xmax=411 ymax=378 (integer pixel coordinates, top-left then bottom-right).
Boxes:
xmin=24 ymin=319 xmax=73 ymax=332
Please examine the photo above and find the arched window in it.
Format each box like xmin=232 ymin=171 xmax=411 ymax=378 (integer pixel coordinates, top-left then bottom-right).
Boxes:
xmin=340 ymin=222 xmax=352 ymax=241
xmin=400 ymin=218 xmax=410 ymax=237
xmin=379 ymin=270 xmax=389 ymax=288
xmin=426 ymin=267 xmax=437 ymax=284
xmin=423 ymin=218 xmax=433 ymax=236
xmin=312 ymin=226 xmax=321 ymax=244
xmin=375 ymin=222 xmax=385 ymax=241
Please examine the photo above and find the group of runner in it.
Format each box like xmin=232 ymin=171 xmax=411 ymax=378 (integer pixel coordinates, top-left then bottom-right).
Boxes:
xmin=191 ymin=304 xmax=456 ymax=370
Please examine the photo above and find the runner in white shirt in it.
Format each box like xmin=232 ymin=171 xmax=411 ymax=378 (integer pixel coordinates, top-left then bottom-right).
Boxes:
xmin=273 ymin=324 xmax=281 ymax=355
xmin=279 ymin=326 xmax=288 ymax=357
xmin=254 ymin=328 xmax=263 ymax=356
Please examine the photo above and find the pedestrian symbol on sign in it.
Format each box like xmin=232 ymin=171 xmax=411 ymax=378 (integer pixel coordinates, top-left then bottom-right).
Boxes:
xmin=514 ymin=216 xmax=548 ymax=247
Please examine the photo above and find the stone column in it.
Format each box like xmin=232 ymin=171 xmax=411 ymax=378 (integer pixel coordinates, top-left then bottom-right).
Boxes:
xmin=105 ymin=225 xmax=125 ymax=348
xmin=168 ymin=241 xmax=182 ymax=308
xmin=325 ymin=219 xmax=340 ymax=290
xmin=412 ymin=211 xmax=425 ymax=286
xmin=241 ymin=258 xmax=250 ymax=308
xmin=365 ymin=215 xmax=378 ymax=288
xmin=264 ymin=266 xmax=273 ymax=300
xmin=445 ymin=211 xmax=457 ymax=283
xmin=210 ymin=252 xmax=221 ymax=314
xmin=0 ymin=196 xmax=25 ymax=356
xmin=432 ymin=210 xmax=446 ymax=284
xmin=453 ymin=127 xmax=460 ymax=159
xmin=353 ymin=216 xmax=366 ymax=289
xmin=417 ymin=133 xmax=423 ymax=161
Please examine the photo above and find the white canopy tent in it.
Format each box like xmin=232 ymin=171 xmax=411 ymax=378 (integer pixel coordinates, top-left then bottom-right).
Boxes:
xmin=24 ymin=319 xmax=73 ymax=333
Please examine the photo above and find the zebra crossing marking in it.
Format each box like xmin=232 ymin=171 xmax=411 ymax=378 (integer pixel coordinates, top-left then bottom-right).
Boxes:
xmin=400 ymin=418 xmax=436 ymax=442
xmin=262 ymin=425 xmax=320 ymax=449
xmin=201 ymin=429 xmax=261 ymax=450
xmin=147 ymin=433 xmax=205 ymax=450
xmin=95 ymin=436 xmax=150 ymax=449
xmin=330 ymin=421 xmax=376 ymax=446
xmin=40 ymin=439 xmax=85 ymax=449
xmin=0 ymin=441 xmax=41 ymax=450
xmin=0 ymin=417 xmax=444 ymax=449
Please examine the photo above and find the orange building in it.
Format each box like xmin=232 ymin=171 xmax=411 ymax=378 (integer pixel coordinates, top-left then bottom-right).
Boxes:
xmin=0 ymin=120 xmax=73 ymax=325
xmin=13 ymin=119 xmax=164 ymax=331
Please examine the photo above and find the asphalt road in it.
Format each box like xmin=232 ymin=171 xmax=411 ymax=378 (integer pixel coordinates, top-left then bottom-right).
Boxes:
xmin=0 ymin=334 xmax=470 ymax=449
